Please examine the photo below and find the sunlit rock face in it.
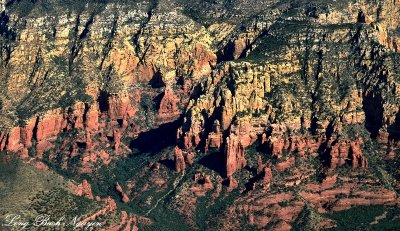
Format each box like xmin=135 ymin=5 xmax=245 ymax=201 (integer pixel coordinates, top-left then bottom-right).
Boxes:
xmin=0 ymin=0 xmax=400 ymax=230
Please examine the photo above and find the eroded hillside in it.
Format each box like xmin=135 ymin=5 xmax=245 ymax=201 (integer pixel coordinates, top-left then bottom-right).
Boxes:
xmin=0 ymin=0 xmax=400 ymax=230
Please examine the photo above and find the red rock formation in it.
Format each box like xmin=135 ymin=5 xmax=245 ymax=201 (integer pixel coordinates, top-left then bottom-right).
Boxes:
xmin=272 ymin=221 xmax=292 ymax=231
xmin=185 ymin=152 xmax=194 ymax=166
xmin=264 ymin=134 xmax=324 ymax=158
xmin=69 ymin=143 xmax=79 ymax=158
xmin=330 ymin=140 xmax=350 ymax=169
xmin=301 ymin=180 xmax=398 ymax=213
xmin=71 ymin=179 xmax=94 ymax=199
xmin=388 ymin=149 xmax=396 ymax=159
xmin=262 ymin=167 xmax=272 ymax=184
xmin=174 ymin=146 xmax=186 ymax=173
xmin=206 ymin=120 xmax=223 ymax=152
xmin=329 ymin=138 xmax=367 ymax=169
xmin=225 ymin=134 xmax=247 ymax=177
xmin=0 ymin=97 xmax=135 ymax=163
xmin=179 ymin=120 xmax=203 ymax=149
xmin=192 ymin=43 xmax=217 ymax=79
xmin=192 ymin=173 xmax=214 ymax=196
xmin=158 ymin=87 xmax=180 ymax=120
xmin=206 ymin=134 xmax=222 ymax=150
xmin=291 ymin=136 xmax=307 ymax=155
xmin=113 ymin=129 xmax=121 ymax=153
xmin=36 ymin=112 xmax=65 ymax=142
xmin=6 ymin=127 xmax=22 ymax=152
xmin=222 ymin=38 xmax=251 ymax=60
xmin=137 ymin=64 xmax=156 ymax=83
xmin=108 ymin=94 xmax=136 ymax=120
xmin=116 ymin=182 xmax=130 ymax=203
xmin=99 ymin=150 xmax=111 ymax=165
xmin=71 ymin=103 xmax=86 ymax=129
xmin=227 ymin=176 xmax=238 ymax=192
xmin=268 ymin=137 xmax=285 ymax=157
xmin=85 ymin=131 xmax=93 ymax=151
xmin=36 ymin=140 xmax=54 ymax=157
xmin=1 ymin=102 xmax=106 ymax=158
xmin=349 ymin=140 xmax=368 ymax=168
xmin=85 ymin=104 xmax=99 ymax=131
xmin=34 ymin=161 xmax=49 ymax=171
xmin=276 ymin=157 xmax=295 ymax=172
xmin=20 ymin=118 xmax=36 ymax=148
xmin=79 ymin=197 xmax=117 ymax=226
xmin=321 ymin=174 xmax=337 ymax=190
xmin=132 ymin=216 xmax=139 ymax=231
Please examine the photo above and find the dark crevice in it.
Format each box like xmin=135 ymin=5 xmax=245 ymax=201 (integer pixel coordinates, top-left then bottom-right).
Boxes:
xmin=217 ymin=40 xmax=236 ymax=63
xmin=325 ymin=120 xmax=334 ymax=140
xmin=244 ymin=165 xmax=258 ymax=176
xmin=1 ymin=42 xmax=13 ymax=66
xmin=0 ymin=12 xmax=13 ymax=37
xmin=69 ymin=13 xmax=95 ymax=75
xmin=317 ymin=120 xmax=336 ymax=168
xmin=306 ymin=5 xmax=319 ymax=19
xmin=79 ymin=15 xmax=94 ymax=40
xmin=158 ymin=159 xmax=175 ymax=171
xmin=303 ymin=30 xmax=319 ymax=137
xmin=351 ymin=25 xmax=387 ymax=140
xmin=131 ymin=0 xmax=158 ymax=60
xmin=37 ymin=70 xmax=47 ymax=87
xmin=362 ymin=93 xmax=384 ymax=139
xmin=137 ymin=41 xmax=151 ymax=64
xmin=315 ymin=49 xmax=323 ymax=80
xmin=116 ymin=119 xmax=124 ymax=128
xmin=318 ymin=141 xmax=331 ymax=169
xmin=99 ymin=14 xmax=118 ymax=70
xmin=216 ymin=14 xmax=270 ymax=63
xmin=83 ymin=103 xmax=90 ymax=125
xmin=153 ymin=92 xmax=164 ymax=111
xmin=199 ymin=151 xmax=225 ymax=176
xmin=77 ymin=141 xmax=87 ymax=149
xmin=238 ymin=28 xmax=269 ymax=59
xmin=149 ymin=70 xmax=165 ymax=88
xmin=32 ymin=115 xmax=40 ymax=142
xmin=243 ymin=172 xmax=264 ymax=193
xmin=129 ymin=119 xmax=180 ymax=154
xmin=388 ymin=112 xmax=400 ymax=141
xmin=68 ymin=14 xmax=81 ymax=74
xmin=98 ymin=90 xmax=110 ymax=113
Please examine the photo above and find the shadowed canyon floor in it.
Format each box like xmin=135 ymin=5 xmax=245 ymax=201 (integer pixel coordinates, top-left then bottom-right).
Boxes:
xmin=0 ymin=0 xmax=400 ymax=230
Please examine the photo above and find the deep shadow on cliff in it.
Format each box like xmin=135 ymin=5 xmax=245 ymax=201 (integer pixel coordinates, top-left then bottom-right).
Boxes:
xmin=129 ymin=119 xmax=181 ymax=154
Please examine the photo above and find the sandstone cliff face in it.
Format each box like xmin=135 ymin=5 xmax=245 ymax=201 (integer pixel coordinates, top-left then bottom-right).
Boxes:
xmin=0 ymin=0 xmax=219 ymax=165
xmin=0 ymin=0 xmax=399 ymax=230
xmin=1 ymin=0 xmax=398 ymax=164
xmin=0 ymin=0 xmax=217 ymax=136
xmin=177 ymin=0 xmax=400 ymax=176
